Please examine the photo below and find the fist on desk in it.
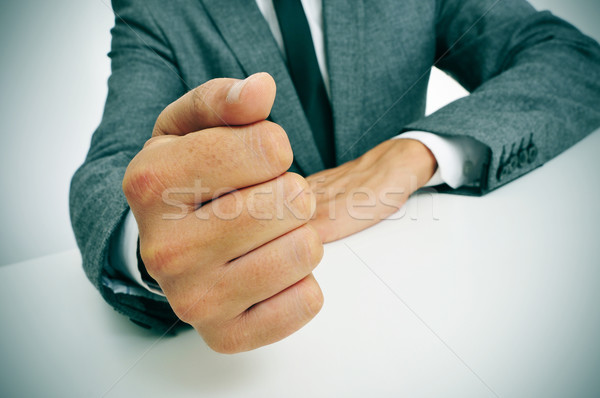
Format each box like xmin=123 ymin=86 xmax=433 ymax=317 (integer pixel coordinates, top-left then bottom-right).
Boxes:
xmin=123 ymin=73 xmax=324 ymax=353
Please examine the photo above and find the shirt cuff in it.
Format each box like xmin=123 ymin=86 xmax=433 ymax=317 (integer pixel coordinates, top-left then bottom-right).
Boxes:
xmin=109 ymin=210 xmax=165 ymax=297
xmin=394 ymin=131 xmax=488 ymax=189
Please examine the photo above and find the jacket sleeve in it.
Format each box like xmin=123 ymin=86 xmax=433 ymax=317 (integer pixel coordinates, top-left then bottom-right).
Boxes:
xmin=69 ymin=0 xmax=187 ymax=333
xmin=405 ymin=0 xmax=600 ymax=194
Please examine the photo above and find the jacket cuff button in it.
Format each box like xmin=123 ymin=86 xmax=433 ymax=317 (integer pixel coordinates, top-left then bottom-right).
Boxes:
xmin=518 ymin=150 xmax=528 ymax=165
xmin=527 ymin=146 xmax=538 ymax=163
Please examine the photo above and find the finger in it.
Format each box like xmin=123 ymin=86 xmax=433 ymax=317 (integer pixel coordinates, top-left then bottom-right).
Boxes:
xmin=308 ymin=201 xmax=387 ymax=244
xmin=124 ymin=120 xmax=293 ymax=214
xmin=141 ymin=173 xmax=316 ymax=276
xmin=220 ymin=224 xmax=323 ymax=313
xmin=153 ymin=72 xmax=276 ymax=136
xmin=194 ymin=173 xmax=315 ymax=264
xmin=205 ymin=274 xmax=324 ymax=353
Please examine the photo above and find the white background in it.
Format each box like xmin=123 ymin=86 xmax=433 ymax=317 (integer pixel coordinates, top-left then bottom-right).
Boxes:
xmin=0 ymin=0 xmax=598 ymax=265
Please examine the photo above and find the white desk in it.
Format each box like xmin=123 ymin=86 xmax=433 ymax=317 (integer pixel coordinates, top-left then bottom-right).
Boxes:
xmin=2 ymin=129 xmax=600 ymax=398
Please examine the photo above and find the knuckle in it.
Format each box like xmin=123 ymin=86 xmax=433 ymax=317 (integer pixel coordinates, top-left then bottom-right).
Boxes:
xmin=140 ymin=240 xmax=184 ymax=278
xmin=122 ymin=160 xmax=167 ymax=207
xmin=255 ymin=121 xmax=293 ymax=171
xmin=292 ymin=226 xmax=324 ymax=271
xmin=287 ymin=172 xmax=312 ymax=196
xmin=305 ymin=225 xmax=325 ymax=265
xmin=167 ymin=275 xmax=230 ymax=326
xmin=171 ymin=287 xmax=219 ymax=325
xmin=281 ymin=173 xmax=314 ymax=220
xmin=143 ymin=136 xmax=164 ymax=148
xmin=156 ymin=108 xmax=183 ymax=137
xmin=190 ymin=82 xmax=213 ymax=113
xmin=296 ymin=278 xmax=324 ymax=320
xmin=175 ymin=295 xmax=215 ymax=326
xmin=171 ymin=297 xmax=197 ymax=324
xmin=153 ymin=108 xmax=171 ymax=136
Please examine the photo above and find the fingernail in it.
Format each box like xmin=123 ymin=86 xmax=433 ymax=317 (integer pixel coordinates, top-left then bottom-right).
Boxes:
xmin=226 ymin=76 xmax=251 ymax=104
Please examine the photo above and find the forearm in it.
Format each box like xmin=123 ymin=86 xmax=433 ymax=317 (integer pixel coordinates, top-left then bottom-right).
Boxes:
xmin=408 ymin=1 xmax=600 ymax=193
xmin=70 ymin=0 xmax=187 ymax=331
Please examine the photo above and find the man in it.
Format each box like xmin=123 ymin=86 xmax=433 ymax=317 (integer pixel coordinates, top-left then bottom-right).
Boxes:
xmin=70 ymin=0 xmax=600 ymax=353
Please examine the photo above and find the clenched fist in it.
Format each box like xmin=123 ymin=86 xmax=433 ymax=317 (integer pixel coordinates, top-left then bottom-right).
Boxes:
xmin=123 ymin=73 xmax=324 ymax=353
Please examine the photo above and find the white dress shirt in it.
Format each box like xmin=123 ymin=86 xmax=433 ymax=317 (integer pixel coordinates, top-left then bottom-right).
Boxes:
xmin=108 ymin=0 xmax=487 ymax=295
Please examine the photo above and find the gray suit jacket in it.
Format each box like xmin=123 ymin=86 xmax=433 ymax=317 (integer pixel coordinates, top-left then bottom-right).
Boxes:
xmin=70 ymin=0 xmax=600 ymax=332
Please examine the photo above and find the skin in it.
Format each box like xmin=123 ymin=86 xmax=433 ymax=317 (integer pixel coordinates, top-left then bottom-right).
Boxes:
xmin=307 ymin=139 xmax=437 ymax=243
xmin=123 ymin=72 xmax=436 ymax=353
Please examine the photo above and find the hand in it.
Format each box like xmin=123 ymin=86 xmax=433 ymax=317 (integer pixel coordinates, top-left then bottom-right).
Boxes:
xmin=306 ymin=139 xmax=437 ymax=243
xmin=123 ymin=73 xmax=324 ymax=353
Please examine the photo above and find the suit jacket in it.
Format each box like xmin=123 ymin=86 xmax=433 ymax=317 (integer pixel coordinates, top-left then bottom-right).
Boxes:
xmin=70 ymin=0 xmax=600 ymax=332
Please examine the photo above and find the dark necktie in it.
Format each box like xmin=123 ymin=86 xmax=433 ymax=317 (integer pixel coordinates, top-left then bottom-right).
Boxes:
xmin=273 ymin=0 xmax=336 ymax=168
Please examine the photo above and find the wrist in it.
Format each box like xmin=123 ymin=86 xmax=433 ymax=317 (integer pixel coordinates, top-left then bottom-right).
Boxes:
xmin=403 ymin=139 xmax=437 ymax=185
xmin=375 ymin=139 xmax=437 ymax=191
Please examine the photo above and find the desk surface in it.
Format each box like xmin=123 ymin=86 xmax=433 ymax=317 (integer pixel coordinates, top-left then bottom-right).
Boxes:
xmin=2 ymin=130 xmax=600 ymax=398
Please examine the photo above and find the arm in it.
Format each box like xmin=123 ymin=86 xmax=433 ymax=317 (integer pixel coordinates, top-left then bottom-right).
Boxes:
xmin=70 ymin=0 xmax=187 ymax=332
xmin=407 ymin=0 xmax=600 ymax=193
xmin=306 ymin=0 xmax=600 ymax=242
xmin=71 ymin=1 xmax=325 ymax=351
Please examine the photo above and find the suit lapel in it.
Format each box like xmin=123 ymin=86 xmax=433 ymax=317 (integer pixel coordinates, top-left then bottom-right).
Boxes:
xmin=200 ymin=0 xmax=324 ymax=175
xmin=323 ymin=0 xmax=365 ymax=164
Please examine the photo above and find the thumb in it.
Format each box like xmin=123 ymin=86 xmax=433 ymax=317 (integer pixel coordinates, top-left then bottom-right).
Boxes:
xmin=153 ymin=72 xmax=277 ymax=136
